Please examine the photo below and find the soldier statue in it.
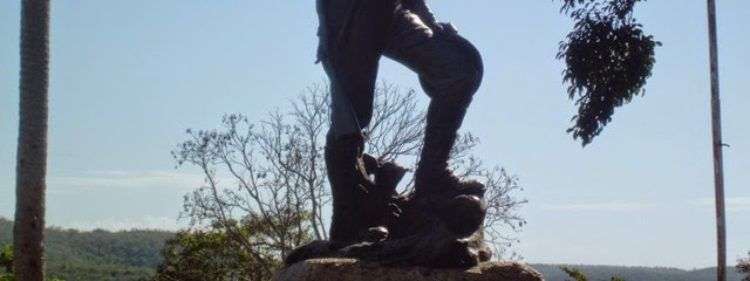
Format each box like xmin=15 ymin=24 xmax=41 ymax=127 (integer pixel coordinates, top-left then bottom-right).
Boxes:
xmin=286 ymin=0 xmax=489 ymax=267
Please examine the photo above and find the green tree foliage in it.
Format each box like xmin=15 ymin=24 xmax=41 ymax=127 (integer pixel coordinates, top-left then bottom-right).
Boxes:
xmin=561 ymin=266 xmax=625 ymax=281
xmin=562 ymin=266 xmax=589 ymax=281
xmin=1 ymin=244 xmax=13 ymax=281
xmin=739 ymin=252 xmax=750 ymax=281
xmin=1 ymin=245 xmax=12 ymax=275
xmin=0 ymin=271 xmax=13 ymax=281
xmin=0 ymin=245 xmax=63 ymax=281
xmin=152 ymin=218 xmax=291 ymax=281
xmin=558 ymin=0 xmax=660 ymax=145
xmin=1 ymin=218 xmax=169 ymax=281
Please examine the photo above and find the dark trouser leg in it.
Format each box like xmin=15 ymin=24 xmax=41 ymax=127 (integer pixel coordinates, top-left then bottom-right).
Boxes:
xmin=383 ymin=10 xmax=484 ymax=195
xmin=416 ymin=93 xmax=472 ymax=192
xmin=321 ymin=17 xmax=383 ymax=244
xmin=324 ymin=133 xmax=371 ymax=244
xmin=323 ymin=59 xmax=378 ymax=243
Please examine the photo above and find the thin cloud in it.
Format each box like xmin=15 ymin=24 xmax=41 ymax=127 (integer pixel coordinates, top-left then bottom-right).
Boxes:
xmin=48 ymin=170 xmax=205 ymax=191
xmin=691 ymin=197 xmax=750 ymax=212
xmin=61 ymin=216 xmax=187 ymax=231
xmin=541 ymin=201 xmax=657 ymax=212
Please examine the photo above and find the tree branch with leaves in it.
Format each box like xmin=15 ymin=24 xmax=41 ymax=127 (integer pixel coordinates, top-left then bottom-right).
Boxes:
xmin=558 ymin=0 xmax=660 ymax=145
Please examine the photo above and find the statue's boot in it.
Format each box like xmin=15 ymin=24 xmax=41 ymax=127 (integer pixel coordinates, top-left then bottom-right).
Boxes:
xmin=325 ymin=133 xmax=382 ymax=246
xmin=283 ymin=135 xmax=395 ymax=265
xmin=414 ymin=97 xmax=485 ymax=203
xmin=411 ymin=33 xmax=485 ymax=201
xmin=375 ymin=97 xmax=491 ymax=267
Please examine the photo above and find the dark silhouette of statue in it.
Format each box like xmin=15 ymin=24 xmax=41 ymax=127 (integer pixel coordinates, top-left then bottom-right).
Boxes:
xmin=286 ymin=0 xmax=490 ymax=268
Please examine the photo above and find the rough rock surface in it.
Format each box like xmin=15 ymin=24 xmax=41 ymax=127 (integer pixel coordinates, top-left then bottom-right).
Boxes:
xmin=275 ymin=258 xmax=544 ymax=281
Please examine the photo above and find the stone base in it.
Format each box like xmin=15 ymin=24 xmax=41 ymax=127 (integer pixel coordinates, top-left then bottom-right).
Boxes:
xmin=275 ymin=258 xmax=544 ymax=281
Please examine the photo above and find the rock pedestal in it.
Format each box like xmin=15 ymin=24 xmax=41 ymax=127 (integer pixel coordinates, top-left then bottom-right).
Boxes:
xmin=275 ymin=258 xmax=544 ymax=281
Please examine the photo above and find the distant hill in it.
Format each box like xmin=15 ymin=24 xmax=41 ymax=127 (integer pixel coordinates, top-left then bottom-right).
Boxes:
xmin=531 ymin=263 xmax=744 ymax=281
xmin=0 ymin=217 xmax=173 ymax=281
xmin=0 ymin=217 xmax=746 ymax=281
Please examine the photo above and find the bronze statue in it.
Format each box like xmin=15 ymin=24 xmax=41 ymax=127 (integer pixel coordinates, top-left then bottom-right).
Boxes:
xmin=286 ymin=0 xmax=491 ymax=268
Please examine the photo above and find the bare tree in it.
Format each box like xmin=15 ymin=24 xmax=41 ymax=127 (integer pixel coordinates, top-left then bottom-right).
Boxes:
xmin=173 ymin=83 xmax=526 ymax=265
xmin=14 ymin=1 xmax=50 ymax=281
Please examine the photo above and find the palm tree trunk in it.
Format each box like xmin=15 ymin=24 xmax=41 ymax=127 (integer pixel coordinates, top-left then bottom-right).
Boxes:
xmin=706 ymin=1 xmax=726 ymax=281
xmin=13 ymin=1 xmax=50 ymax=281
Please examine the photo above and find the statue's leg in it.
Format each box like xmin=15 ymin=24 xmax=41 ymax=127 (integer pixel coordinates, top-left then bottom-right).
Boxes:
xmin=383 ymin=10 xmax=484 ymax=197
xmin=335 ymin=13 xmax=492 ymax=267
xmin=283 ymin=0 xmax=406 ymax=264
xmin=320 ymin=10 xmax=383 ymax=245
xmin=285 ymin=7 xmax=491 ymax=267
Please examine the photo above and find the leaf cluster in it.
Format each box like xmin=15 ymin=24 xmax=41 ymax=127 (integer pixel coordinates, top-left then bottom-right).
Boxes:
xmin=558 ymin=0 xmax=660 ymax=145
xmin=152 ymin=219 xmax=282 ymax=281
xmin=0 ymin=245 xmax=11 ymax=275
xmin=0 ymin=244 xmax=11 ymax=281
xmin=561 ymin=266 xmax=625 ymax=281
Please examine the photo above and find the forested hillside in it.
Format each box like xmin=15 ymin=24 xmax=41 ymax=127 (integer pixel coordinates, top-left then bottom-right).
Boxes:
xmin=0 ymin=217 xmax=745 ymax=281
xmin=0 ymin=217 xmax=172 ymax=281
xmin=532 ymin=263 xmax=744 ymax=281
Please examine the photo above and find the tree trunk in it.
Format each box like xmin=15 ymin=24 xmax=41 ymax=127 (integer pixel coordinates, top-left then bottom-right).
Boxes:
xmin=706 ymin=1 xmax=726 ymax=281
xmin=13 ymin=1 xmax=50 ymax=281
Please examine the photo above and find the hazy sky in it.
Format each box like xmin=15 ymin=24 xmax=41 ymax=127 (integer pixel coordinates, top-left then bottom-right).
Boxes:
xmin=1 ymin=1 xmax=748 ymax=269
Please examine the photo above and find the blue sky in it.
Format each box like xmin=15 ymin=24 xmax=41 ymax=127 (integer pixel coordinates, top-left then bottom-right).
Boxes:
xmin=1 ymin=1 xmax=748 ymax=269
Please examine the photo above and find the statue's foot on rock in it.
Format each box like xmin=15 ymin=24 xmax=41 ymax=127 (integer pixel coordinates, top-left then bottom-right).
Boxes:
xmin=284 ymin=226 xmax=391 ymax=265
xmin=409 ymin=192 xmax=487 ymax=238
xmin=284 ymin=240 xmax=337 ymax=265
xmin=275 ymin=258 xmax=545 ymax=281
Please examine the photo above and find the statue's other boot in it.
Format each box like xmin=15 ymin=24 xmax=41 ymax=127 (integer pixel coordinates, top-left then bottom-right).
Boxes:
xmin=284 ymin=134 xmax=392 ymax=265
xmin=414 ymin=97 xmax=485 ymax=202
xmin=405 ymin=97 xmax=491 ymax=267
xmin=413 ymin=34 xmax=485 ymax=200
xmin=325 ymin=133 xmax=374 ymax=246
